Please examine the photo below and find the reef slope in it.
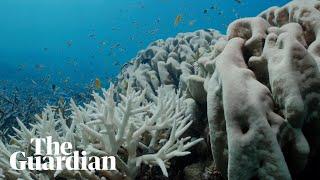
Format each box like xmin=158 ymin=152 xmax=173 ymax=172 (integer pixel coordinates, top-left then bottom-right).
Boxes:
xmin=116 ymin=0 xmax=320 ymax=179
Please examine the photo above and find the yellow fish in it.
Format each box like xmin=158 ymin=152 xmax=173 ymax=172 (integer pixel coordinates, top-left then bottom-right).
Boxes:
xmin=58 ymin=96 xmax=65 ymax=106
xmin=64 ymin=77 xmax=70 ymax=84
xmin=174 ymin=14 xmax=182 ymax=27
xmin=189 ymin=20 xmax=196 ymax=26
xmin=95 ymin=78 xmax=102 ymax=89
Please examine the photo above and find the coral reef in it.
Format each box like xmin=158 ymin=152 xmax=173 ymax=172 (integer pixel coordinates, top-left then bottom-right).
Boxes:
xmin=1 ymin=0 xmax=320 ymax=179
xmin=116 ymin=29 xmax=224 ymax=103
xmin=116 ymin=0 xmax=320 ymax=179
xmin=0 ymin=84 xmax=202 ymax=179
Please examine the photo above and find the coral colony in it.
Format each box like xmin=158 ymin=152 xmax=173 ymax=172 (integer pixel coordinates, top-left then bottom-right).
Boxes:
xmin=0 ymin=85 xmax=203 ymax=179
xmin=1 ymin=0 xmax=320 ymax=179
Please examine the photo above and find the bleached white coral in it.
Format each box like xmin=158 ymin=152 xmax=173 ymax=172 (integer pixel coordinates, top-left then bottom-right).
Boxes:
xmin=78 ymin=84 xmax=203 ymax=178
xmin=0 ymin=83 xmax=202 ymax=179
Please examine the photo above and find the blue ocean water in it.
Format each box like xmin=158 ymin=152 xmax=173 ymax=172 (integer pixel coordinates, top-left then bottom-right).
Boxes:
xmin=0 ymin=0 xmax=290 ymax=99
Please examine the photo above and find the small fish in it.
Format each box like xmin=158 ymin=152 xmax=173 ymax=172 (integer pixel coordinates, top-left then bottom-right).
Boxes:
xmin=113 ymin=61 xmax=120 ymax=66
xmin=95 ymin=78 xmax=102 ymax=89
xmin=203 ymin=9 xmax=208 ymax=14
xmin=52 ymin=84 xmax=60 ymax=95
xmin=111 ymin=43 xmax=121 ymax=49
xmin=174 ymin=14 xmax=182 ymax=27
xmin=119 ymin=47 xmax=126 ymax=52
xmin=66 ymin=40 xmax=73 ymax=47
xmin=9 ymin=138 xmax=19 ymax=146
xmin=67 ymin=59 xmax=78 ymax=66
xmin=35 ymin=64 xmax=46 ymax=70
xmin=100 ymin=41 xmax=107 ymax=46
xmin=234 ymin=0 xmax=241 ymax=4
xmin=132 ymin=20 xmax=138 ymax=26
xmin=52 ymin=84 xmax=56 ymax=91
xmin=139 ymin=2 xmax=145 ymax=9
xmin=111 ymin=27 xmax=120 ymax=31
xmin=64 ymin=77 xmax=70 ymax=84
xmin=17 ymin=64 xmax=26 ymax=71
xmin=43 ymin=47 xmax=48 ymax=51
xmin=148 ymin=28 xmax=159 ymax=35
xmin=88 ymin=33 xmax=96 ymax=39
xmin=108 ymin=77 xmax=113 ymax=83
xmin=78 ymin=92 xmax=86 ymax=98
xmin=58 ymin=96 xmax=65 ymax=105
xmin=31 ymin=79 xmax=38 ymax=85
xmin=189 ymin=20 xmax=196 ymax=26
xmin=41 ymin=75 xmax=51 ymax=84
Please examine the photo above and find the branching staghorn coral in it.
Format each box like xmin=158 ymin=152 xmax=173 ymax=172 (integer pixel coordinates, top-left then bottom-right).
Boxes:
xmin=0 ymin=83 xmax=202 ymax=179
xmin=79 ymin=84 xmax=203 ymax=178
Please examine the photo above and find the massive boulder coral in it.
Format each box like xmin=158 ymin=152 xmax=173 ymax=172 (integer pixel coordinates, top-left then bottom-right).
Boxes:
xmin=116 ymin=29 xmax=224 ymax=103
xmin=199 ymin=0 xmax=320 ymax=179
xmin=259 ymin=0 xmax=320 ymax=131
xmin=115 ymin=30 xmax=225 ymax=152
xmin=205 ymin=38 xmax=291 ymax=179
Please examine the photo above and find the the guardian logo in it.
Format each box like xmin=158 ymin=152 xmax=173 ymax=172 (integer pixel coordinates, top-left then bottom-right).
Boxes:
xmin=9 ymin=136 xmax=116 ymax=171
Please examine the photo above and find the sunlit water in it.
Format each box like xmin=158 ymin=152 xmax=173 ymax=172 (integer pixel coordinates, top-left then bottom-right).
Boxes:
xmin=0 ymin=0 xmax=290 ymax=100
